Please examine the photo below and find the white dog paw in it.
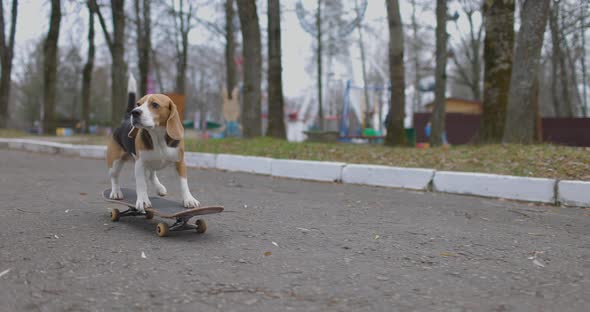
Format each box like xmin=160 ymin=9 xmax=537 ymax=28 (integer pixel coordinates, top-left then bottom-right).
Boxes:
xmin=183 ymin=196 xmax=200 ymax=208
xmin=110 ymin=189 xmax=123 ymax=200
xmin=135 ymin=195 xmax=152 ymax=213
xmin=156 ymin=184 xmax=167 ymax=197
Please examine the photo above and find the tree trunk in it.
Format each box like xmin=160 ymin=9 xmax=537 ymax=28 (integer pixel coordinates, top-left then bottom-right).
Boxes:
xmin=43 ymin=0 xmax=61 ymax=134
xmin=503 ymin=0 xmax=551 ymax=144
xmin=384 ymin=0 xmax=406 ymax=146
xmin=409 ymin=0 xmax=420 ymax=113
xmin=429 ymin=0 xmax=447 ymax=147
xmin=175 ymin=31 xmax=188 ymax=94
xmin=0 ymin=0 xmax=17 ymax=128
xmin=225 ymin=0 xmax=236 ymax=99
xmin=237 ymin=0 xmax=262 ymax=137
xmin=111 ymin=0 xmax=127 ymax=126
xmin=135 ymin=0 xmax=151 ymax=96
xmin=355 ymin=0 xmax=371 ymax=129
xmin=266 ymin=0 xmax=286 ymax=139
xmin=549 ymin=3 xmax=561 ymax=117
xmin=81 ymin=2 xmax=95 ymax=134
xmin=316 ymin=0 xmax=324 ymax=130
xmin=476 ymin=0 xmax=515 ymax=143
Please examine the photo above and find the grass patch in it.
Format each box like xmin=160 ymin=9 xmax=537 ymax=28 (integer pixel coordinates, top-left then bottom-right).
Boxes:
xmin=185 ymin=137 xmax=590 ymax=181
xmin=0 ymin=129 xmax=27 ymax=137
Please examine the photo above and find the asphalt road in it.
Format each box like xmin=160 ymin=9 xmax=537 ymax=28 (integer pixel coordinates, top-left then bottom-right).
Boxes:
xmin=1 ymin=149 xmax=589 ymax=312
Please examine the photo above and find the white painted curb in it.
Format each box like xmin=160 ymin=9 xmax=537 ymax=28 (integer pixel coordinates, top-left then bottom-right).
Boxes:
xmin=271 ymin=159 xmax=344 ymax=182
xmin=433 ymin=171 xmax=556 ymax=204
xmin=216 ymin=154 xmax=272 ymax=175
xmin=558 ymin=180 xmax=590 ymax=207
xmin=76 ymin=145 xmax=106 ymax=159
xmin=342 ymin=164 xmax=434 ymax=190
xmin=185 ymin=152 xmax=217 ymax=169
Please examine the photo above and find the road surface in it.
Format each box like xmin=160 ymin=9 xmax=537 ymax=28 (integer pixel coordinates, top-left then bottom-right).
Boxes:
xmin=0 ymin=149 xmax=589 ymax=311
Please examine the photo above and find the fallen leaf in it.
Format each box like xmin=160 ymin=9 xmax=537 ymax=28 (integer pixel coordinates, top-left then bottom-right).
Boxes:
xmin=533 ymin=259 xmax=545 ymax=268
xmin=0 ymin=268 xmax=11 ymax=278
xmin=374 ymin=235 xmax=380 ymax=240
xmin=271 ymin=241 xmax=279 ymax=247
xmin=141 ymin=252 xmax=147 ymax=259
xmin=376 ymin=275 xmax=390 ymax=281
xmin=440 ymin=252 xmax=458 ymax=257
xmin=264 ymin=251 xmax=272 ymax=257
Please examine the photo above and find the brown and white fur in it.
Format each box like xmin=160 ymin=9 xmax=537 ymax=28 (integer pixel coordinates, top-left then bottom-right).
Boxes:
xmin=106 ymin=89 xmax=199 ymax=213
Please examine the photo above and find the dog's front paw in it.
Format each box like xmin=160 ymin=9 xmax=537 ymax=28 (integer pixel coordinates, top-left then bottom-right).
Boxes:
xmin=109 ymin=188 xmax=123 ymax=200
xmin=183 ymin=195 xmax=200 ymax=208
xmin=135 ymin=194 xmax=152 ymax=213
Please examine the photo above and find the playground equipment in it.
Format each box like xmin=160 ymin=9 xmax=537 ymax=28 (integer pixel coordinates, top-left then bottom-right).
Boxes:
xmin=339 ymin=80 xmax=389 ymax=141
xmin=221 ymin=87 xmax=242 ymax=137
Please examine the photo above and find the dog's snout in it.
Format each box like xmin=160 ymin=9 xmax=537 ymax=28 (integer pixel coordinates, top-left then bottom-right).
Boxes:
xmin=131 ymin=109 xmax=142 ymax=118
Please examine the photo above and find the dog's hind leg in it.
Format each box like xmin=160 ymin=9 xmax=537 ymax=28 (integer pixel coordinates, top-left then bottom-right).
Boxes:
xmin=107 ymin=139 xmax=126 ymax=199
xmin=149 ymin=170 xmax=167 ymax=196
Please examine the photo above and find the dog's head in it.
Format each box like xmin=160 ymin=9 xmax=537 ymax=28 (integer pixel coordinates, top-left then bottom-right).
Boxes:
xmin=130 ymin=94 xmax=183 ymax=140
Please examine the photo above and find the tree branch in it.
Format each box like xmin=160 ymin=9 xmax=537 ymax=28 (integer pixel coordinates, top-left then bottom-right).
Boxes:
xmin=90 ymin=0 xmax=114 ymax=53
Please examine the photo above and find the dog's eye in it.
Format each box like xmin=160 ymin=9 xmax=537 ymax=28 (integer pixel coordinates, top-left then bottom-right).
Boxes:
xmin=151 ymin=102 xmax=160 ymax=109
xmin=136 ymin=102 xmax=140 ymax=107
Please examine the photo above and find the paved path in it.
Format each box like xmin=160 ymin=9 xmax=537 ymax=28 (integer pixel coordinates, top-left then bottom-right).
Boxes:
xmin=0 ymin=150 xmax=589 ymax=311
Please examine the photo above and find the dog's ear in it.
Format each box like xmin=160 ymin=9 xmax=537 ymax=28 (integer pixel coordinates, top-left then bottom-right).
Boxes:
xmin=128 ymin=127 xmax=138 ymax=139
xmin=166 ymin=99 xmax=183 ymax=141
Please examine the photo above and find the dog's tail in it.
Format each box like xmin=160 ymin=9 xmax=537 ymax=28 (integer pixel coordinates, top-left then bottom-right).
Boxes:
xmin=126 ymin=75 xmax=137 ymax=114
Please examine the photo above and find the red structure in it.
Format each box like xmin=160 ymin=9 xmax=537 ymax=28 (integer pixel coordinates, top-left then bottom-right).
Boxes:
xmin=413 ymin=113 xmax=590 ymax=147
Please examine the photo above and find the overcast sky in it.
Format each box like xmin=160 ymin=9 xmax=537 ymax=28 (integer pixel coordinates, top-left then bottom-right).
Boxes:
xmin=12 ymin=0 xmax=478 ymax=98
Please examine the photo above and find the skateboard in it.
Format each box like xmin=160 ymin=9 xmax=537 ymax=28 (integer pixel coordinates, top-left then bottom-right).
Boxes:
xmin=102 ymin=188 xmax=223 ymax=237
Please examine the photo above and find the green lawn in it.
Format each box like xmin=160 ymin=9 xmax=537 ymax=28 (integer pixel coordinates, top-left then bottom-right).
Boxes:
xmin=185 ymin=137 xmax=590 ymax=181
xmin=2 ymin=129 xmax=589 ymax=181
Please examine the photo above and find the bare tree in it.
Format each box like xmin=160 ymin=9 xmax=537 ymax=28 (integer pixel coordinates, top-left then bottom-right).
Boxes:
xmin=237 ymin=0 xmax=262 ymax=137
xmin=429 ymin=0 xmax=448 ymax=147
xmin=225 ymin=0 xmax=237 ymax=99
xmin=450 ymin=0 xmax=484 ymax=101
xmin=476 ymin=0 xmax=514 ymax=143
xmin=170 ymin=0 xmax=196 ymax=95
xmin=503 ymin=0 xmax=551 ymax=144
xmin=43 ymin=0 xmax=62 ymax=134
xmin=267 ymin=0 xmax=286 ymax=139
xmin=409 ymin=0 xmax=422 ymax=113
xmin=549 ymin=1 xmax=573 ymax=117
xmin=81 ymin=1 xmax=95 ymax=133
xmin=92 ymin=0 xmax=127 ymax=127
xmin=135 ymin=0 xmax=151 ymax=95
xmin=384 ymin=0 xmax=406 ymax=146
xmin=316 ymin=0 xmax=324 ymax=130
xmin=0 ymin=0 xmax=17 ymax=128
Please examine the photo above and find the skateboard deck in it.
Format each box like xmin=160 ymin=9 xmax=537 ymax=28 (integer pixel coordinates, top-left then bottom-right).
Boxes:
xmin=102 ymin=188 xmax=223 ymax=237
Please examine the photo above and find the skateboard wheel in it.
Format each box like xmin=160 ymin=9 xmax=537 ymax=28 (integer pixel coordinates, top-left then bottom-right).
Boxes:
xmin=195 ymin=219 xmax=207 ymax=234
xmin=110 ymin=208 xmax=120 ymax=222
xmin=156 ymin=223 xmax=169 ymax=237
xmin=145 ymin=210 xmax=154 ymax=220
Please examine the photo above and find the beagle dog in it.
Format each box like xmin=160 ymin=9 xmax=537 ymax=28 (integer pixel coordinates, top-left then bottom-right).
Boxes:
xmin=106 ymin=87 xmax=199 ymax=213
